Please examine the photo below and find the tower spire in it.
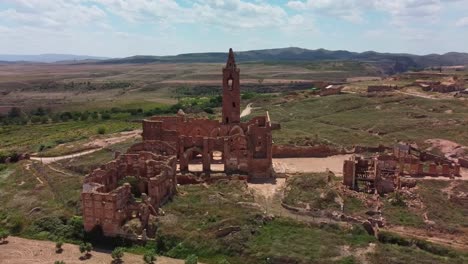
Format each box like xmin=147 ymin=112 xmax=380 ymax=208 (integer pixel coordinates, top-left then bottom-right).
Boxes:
xmin=222 ymin=48 xmax=241 ymax=124
xmin=226 ymin=48 xmax=237 ymax=69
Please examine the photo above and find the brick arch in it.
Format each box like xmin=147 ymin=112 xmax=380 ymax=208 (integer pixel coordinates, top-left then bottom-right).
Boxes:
xmin=183 ymin=147 xmax=204 ymax=161
xmin=127 ymin=140 xmax=177 ymax=156
xmin=228 ymin=125 xmax=244 ymax=136
xmin=210 ymin=127 xmax=221 ymax=137
xmin=229 ymin=134 xmax=247 ymax=151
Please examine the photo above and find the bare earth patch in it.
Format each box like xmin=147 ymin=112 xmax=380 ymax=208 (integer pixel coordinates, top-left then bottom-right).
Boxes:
xmin=273 ymin=155 xmax=353 ymax=175
xmin=0 ymin=236 xmax=183 ymax=264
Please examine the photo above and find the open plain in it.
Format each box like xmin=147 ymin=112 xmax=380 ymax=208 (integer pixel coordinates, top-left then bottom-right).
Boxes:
xmin=1 ymin=54 xmax=468 ymax=264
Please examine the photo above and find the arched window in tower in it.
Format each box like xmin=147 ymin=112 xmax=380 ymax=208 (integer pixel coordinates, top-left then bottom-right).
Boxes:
xmin=228 ymin=78 xmax=233 ymax=90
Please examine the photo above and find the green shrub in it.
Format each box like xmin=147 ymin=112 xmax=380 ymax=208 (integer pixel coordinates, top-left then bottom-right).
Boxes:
xmin=0 ymin=229 xmax=10 ymax=242
xmin=101 ymin=113 xmax=111 ymax=120
xmin=338 ymin=256 xmax=356 ymax=264
xmin=111 ymin=247 xmax=124 ymax=260
xmin=377 ymin=231 xmax=412 ymax=247
xmin=56 ymin=240 xmax=64 ymax=252
xmin=185 ymin=254 xmax=198 ymax=264
xmin=143 ymin=251 xmax=157 ymax=263
xmin=97 ymin=127 xmax=106 ymax=135
xmin=203 ymin=107 xmax=214 ymax=114
xmin=79 ymin=242 xmax=93 ymax=256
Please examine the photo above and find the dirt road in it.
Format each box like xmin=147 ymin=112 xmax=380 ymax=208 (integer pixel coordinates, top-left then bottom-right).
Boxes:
xmin=30 ymin=130 xmax=141 ymax=164
xmin=30 ymin=148 xmax=102 ymax=164
xmin=0 ymin=236 xmax=184 ymax=264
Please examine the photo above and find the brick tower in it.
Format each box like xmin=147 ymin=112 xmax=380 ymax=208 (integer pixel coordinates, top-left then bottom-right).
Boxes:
xmin=222 ymin=48 xmax=241 ymax=124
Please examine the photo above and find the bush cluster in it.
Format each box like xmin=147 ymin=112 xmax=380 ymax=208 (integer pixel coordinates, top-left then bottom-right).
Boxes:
xmin=25 ymin=216 xmax=84 ymax=242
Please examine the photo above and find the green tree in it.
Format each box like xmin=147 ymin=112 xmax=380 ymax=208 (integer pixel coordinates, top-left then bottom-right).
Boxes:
xmin=0 ymin=230 xmax=10 ymax=243
xmin=185 ymin=254 xmax=198 ymax=264
xmin=91 ymin=112 xmax=99 ymax=120
xmin=56 ymin=240 xmax=64 ymax=253
xmin=101 ymin=113 xmax=111 ymax=120
xmin=8 ymin=107 xmax=22 ymax=118
xmin=81 ymin=111 xmax=90 ymax=121
xmin=54 ymin=261 xmax=65 ymax=264
xmin=111 ymin=247 xmax=124 ymax=263
xmin=97 ymin=127 xmax=106 ymax=135
xmin=143 ymin=251 xmax=157 ymax=264
xmin=79 ymin=242 xmax=93 ymax=258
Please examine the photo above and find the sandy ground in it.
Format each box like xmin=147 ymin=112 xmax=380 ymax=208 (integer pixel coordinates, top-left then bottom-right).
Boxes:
xmin=240 ymin=103 xmax=253 ymax=118
xmin=185 ymin=156 xmax=351 ymax=175
xmin=272 ymin=155 xmax=353 ymax=176
xmin=248 ymin=178 xmax=286 ymax=201
xmin=0 ymin=236 xmax=184 ymax=264
xmin=396 ymin=90 xmax=439 ymax=100
xmin=425 ymin=138 xmax=467 ymax=160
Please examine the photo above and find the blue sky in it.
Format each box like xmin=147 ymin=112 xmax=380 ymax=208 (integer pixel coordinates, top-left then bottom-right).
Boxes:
xmin=0 ymin=0 xmax=467 ymax=57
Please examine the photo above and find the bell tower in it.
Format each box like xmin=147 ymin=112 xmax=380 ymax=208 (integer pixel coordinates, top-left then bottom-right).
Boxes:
xmin=222 ymin=48 xmax=241 ymax=124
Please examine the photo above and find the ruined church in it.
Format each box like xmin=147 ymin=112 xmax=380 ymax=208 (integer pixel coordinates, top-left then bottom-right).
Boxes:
xmin=81 ymin=49 xmax=277 ymax=237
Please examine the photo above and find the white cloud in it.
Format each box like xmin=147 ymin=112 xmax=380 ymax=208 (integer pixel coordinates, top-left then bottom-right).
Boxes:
xmin=0 ymin=0 xmax=107 ymax=29
xmin=287 ymin=0 xmax=366 ymax=23
xmin=456 ymin=16 xmax=468 ymax=26
xmin=286 ymin=0 xmax=465 ymax=24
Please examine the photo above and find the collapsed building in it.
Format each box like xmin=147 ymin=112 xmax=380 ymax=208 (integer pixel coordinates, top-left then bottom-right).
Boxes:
xmin=343 ymin=143 xmax=461 ymax=194
xmin=82 ymin=152 xmax=177 ymax=237
xmin=414 ymin=76 xmax=465 ymax=93
xmin=82 ymin=49 xmax=278 ymax=237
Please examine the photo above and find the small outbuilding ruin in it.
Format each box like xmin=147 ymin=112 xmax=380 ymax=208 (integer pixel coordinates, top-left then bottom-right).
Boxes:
xmin=343 ymin=143 xmax=461 ymax=194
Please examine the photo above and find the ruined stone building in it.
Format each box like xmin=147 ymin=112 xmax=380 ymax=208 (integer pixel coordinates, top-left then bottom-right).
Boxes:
xmin=414 ymin=76 xmax=465 ymax=93
xmin=343 ymin=155 xmax=400 ymax=194
xmin=82 ymin=49 xmax=277 ymax=237
xmin=138 ymin=49 xmax=277 ymax=178
xmin=343 ymin=144 xmax=461 ymax=194
xmin=82 ymin=152 xmax=177 ymax=237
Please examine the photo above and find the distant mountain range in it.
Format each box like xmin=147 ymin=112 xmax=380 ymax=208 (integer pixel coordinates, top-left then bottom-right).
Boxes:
xmin=0 ymin=54 xmax=109 ymax=63
xmin=96 ymin=47 xmax=468 ymax=73
xmin=2 ymin=48 xmax=468 ymax=73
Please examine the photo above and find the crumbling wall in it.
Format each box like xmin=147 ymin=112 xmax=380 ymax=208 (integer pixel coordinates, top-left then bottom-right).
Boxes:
xmin=459 ymin=158 xmax=468 ymax=168
xmin=82 ymin=150 xmax=177 ymax=237
xmin=272 ymin=144 xmax=338 ymax=158
xmin=367 ymin=85 xmax=398 ymax=93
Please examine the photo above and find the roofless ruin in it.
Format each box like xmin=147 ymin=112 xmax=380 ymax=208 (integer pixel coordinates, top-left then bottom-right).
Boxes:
xmin=82 ymin=49 xmax=278 ymax=237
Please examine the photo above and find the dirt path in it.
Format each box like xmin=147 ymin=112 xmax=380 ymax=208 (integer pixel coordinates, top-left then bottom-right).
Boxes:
xmin=0 ymin=236 xmax=184 ymax=264
xmin=385 ymin=226 xmax=468 ymax=252
xmin=30 ymin=130 xmax=141 ymax=164
xmin=396 ymin=90 xmax=442 ymax=100
xmin=30 ymin=148 xmax=102 ymax=164
xmin=240 ymin=103 xmax=253 ymax=118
